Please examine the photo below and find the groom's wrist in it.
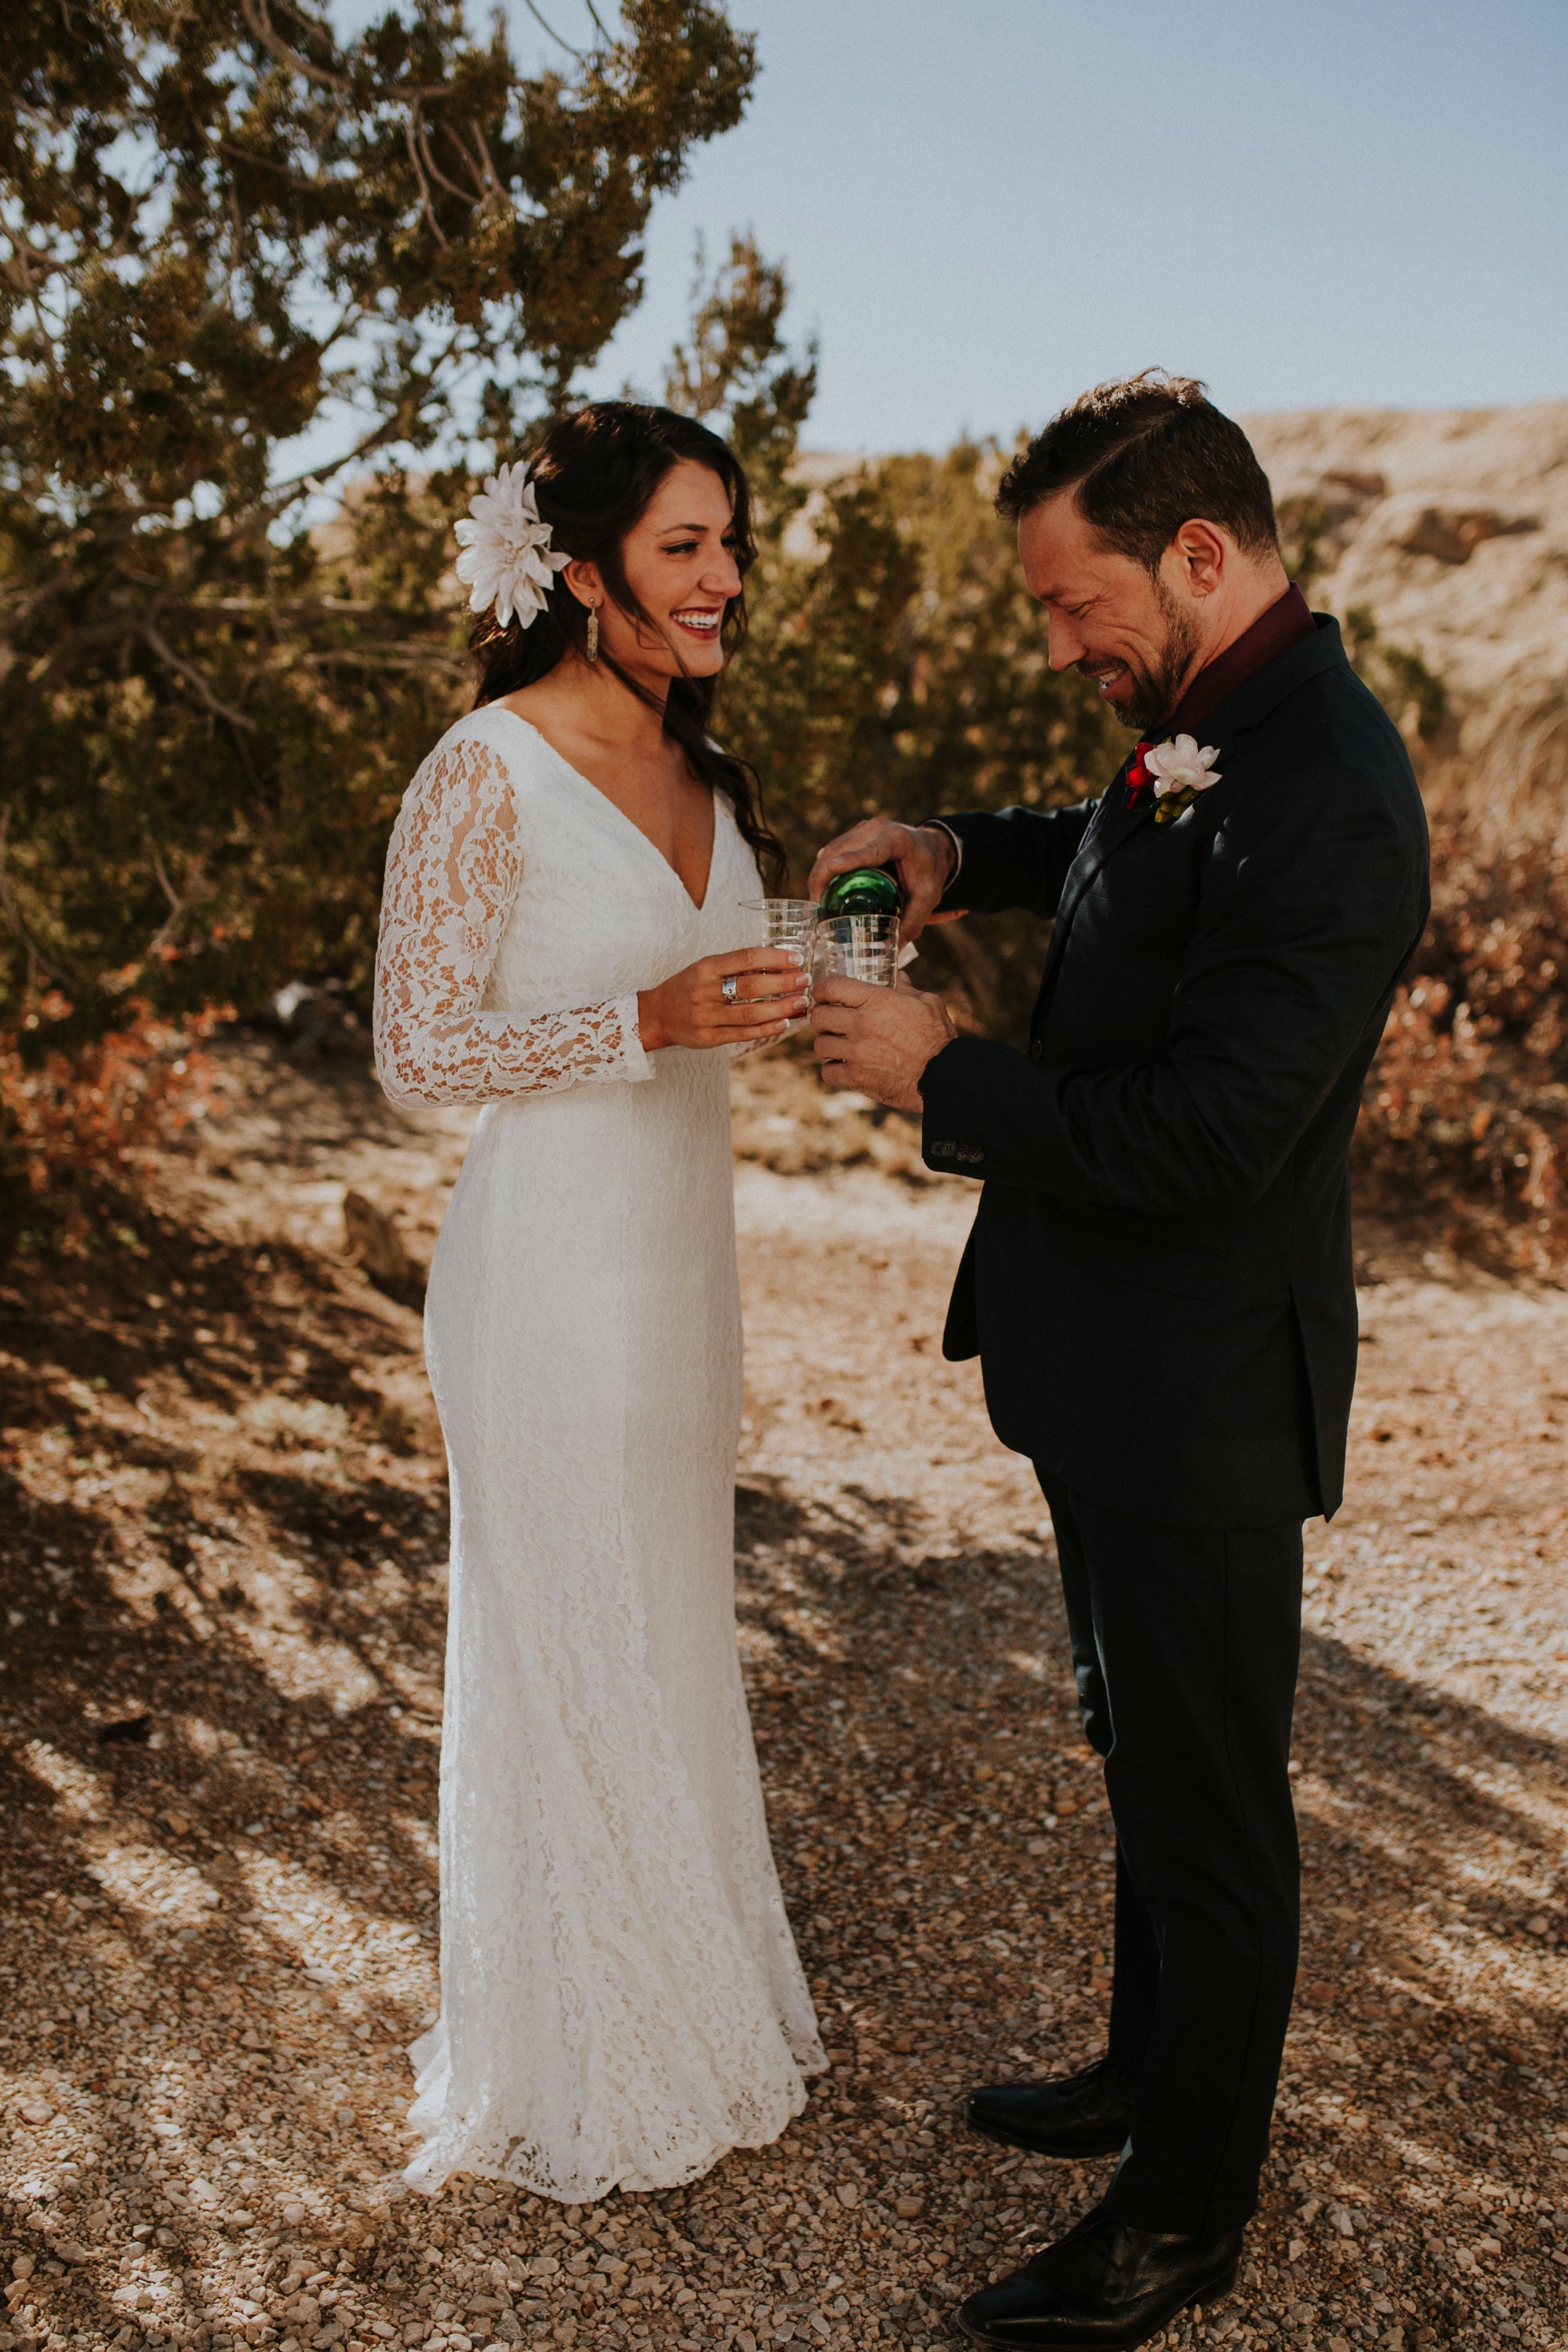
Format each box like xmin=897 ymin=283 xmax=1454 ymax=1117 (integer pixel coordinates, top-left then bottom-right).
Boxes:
xmin=916 ymin=1029 xmax=962 ymax=1098
xmin=919 ymin=819 xmax=962 ymax=893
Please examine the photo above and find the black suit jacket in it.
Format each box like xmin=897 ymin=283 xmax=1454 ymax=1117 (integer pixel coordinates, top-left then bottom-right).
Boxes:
xmin=920 ymin=617 xmax=1430 ymax=1528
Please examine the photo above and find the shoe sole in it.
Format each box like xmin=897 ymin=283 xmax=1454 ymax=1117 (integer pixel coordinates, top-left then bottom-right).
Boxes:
xmin=966 ymin=2112 xmax=1131 ymax=2161
xmin=952 ymin=2256 xmax=1242 ymax=2348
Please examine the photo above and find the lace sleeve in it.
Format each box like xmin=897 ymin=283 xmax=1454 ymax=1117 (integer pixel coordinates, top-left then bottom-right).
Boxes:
xmin=373 ymin=729 xmax=651 ymax=1108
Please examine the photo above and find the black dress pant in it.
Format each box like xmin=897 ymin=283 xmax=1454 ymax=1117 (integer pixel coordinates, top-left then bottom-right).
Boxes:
xmin=1037 ymin=1475 xmax=1304 ymax=2235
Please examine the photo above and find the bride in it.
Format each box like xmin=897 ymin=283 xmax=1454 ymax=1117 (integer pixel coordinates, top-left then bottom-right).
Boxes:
xmin=373 ymin=401 xmax=825 ymax=2201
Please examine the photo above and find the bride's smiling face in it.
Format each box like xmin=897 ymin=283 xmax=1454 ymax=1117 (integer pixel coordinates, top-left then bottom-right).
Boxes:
xmin=1017 ymin=486 xmax=1203 ymax=736
xmin=568 ymin=459 xmax=743 ymax=687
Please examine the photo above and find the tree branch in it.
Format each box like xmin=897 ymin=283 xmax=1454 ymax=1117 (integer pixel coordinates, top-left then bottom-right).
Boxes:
xmin=468 ymin=116 xmax=503 ymax=202
xmin=291 ymin=648 xmax=468 ymax=677
xmin=521 ymin=0 xmax=588 ymax=60
xmin=260 ymin=324 xmax=470 ymax=510
xmin=0 ymin=804 xmax=85 ymax=991
xmin=1 ymin=230 xmax=67 ymax=397
xmin=416 ymin=106 xmax=484 ymax=209
xmin=139 ymin=623 xmax=258 ymax=735
xmin=146 ymin=850 xmax=207 ymax=959
xmin=403 ymin=114 xmax=452 ymax=248
xmin=238 ymin=0 xmax=350 ymax=94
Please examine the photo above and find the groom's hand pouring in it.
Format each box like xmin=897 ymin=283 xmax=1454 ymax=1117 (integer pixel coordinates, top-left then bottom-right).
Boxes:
xmin=808 ymin=819 xmax=966 ymax=942
xmin=811 ymin=973 xmax=957 ymax=1112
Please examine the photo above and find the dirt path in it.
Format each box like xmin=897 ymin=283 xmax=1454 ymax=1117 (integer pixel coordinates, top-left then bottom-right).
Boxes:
xmin=3 ymin=1040 xmax=1566 ymax=2352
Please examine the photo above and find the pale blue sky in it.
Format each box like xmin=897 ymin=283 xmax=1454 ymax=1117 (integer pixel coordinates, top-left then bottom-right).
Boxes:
xmin=558 ymin=0 xmax=1568 ymax=449
xmin=332 ymin=0 xmax=1568 ymax=456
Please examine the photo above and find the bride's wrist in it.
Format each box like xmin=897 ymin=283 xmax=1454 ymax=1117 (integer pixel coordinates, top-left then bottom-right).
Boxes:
xmin=635 ymin=989 xmax=668 ymax=1052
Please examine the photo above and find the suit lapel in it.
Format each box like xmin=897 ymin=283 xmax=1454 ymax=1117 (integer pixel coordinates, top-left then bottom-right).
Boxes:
xmin=1038 ymin=784 xmax=1156 ymax=993
xmin=1032 ymin=620 xmax=1351 ymax=1008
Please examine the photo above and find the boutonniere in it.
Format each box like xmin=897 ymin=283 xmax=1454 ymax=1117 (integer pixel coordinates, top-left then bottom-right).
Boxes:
xmin=1145 ymin=735 xmax=1222 ymax=826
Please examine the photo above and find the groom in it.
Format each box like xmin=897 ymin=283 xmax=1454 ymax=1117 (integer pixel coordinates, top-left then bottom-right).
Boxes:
xmin=808 ymin=372 xmax=1429 ymax=2349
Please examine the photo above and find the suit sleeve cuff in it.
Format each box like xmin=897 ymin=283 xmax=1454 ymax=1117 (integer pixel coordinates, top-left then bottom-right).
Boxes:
xmin=919 ymin=1034 xmax=993 ymax=1173
xmin=920 ymin=818 xmax=964 ymax=905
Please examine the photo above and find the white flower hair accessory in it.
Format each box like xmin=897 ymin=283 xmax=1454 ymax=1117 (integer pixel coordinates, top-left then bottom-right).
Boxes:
xmin=453 ymin=460 xmax=570 ymax=630
xmin=1145 ymin=734 xmax=1222 ymax=826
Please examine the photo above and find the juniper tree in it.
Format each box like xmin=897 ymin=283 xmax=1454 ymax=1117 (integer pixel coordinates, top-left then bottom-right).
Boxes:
xmin=0 ymin=0 xmax=755 ymax=1045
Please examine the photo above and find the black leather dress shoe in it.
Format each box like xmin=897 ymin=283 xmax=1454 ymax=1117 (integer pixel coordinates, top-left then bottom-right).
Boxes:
xmin=967 ymin=2057 xmax=1134 ymax=2158
xmin=955 ymin=2212 xmax=1243 ymax=2348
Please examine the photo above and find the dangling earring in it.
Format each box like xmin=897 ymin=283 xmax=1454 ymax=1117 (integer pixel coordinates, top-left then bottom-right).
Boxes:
xmin=586 ymin=606 xmax=600 ymax=665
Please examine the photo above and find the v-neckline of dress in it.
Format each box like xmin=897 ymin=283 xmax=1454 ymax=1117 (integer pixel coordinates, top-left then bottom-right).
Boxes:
xmin=494 ymin=708 xmax=717 ymax=916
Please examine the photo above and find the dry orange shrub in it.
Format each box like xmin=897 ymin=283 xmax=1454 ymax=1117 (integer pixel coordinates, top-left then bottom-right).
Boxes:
xmin=1354 ymin=822 xmax=1568 ymax=1272
xmin=0 ymin=993 xmax=231 ymax=1250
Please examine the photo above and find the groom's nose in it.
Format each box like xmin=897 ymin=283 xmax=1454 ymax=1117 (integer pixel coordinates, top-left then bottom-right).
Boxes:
xmin=1045 ymin=611 xmax=1087 ymax=671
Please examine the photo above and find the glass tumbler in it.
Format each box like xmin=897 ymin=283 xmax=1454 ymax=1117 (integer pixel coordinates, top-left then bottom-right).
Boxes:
xmin=817 ymin=911 xmax=901 ymax=987
xmin=741 ymin=897 xmax=820 ymax=1038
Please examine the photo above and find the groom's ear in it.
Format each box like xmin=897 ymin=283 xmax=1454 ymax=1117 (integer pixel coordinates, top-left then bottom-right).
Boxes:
xmin=1165 ymin=518 xmax=1232 ymax=601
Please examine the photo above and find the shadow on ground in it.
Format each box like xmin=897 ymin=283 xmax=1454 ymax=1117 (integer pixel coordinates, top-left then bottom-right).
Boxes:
xmin=3 ymin=1215 xmax=1566 ymax=2349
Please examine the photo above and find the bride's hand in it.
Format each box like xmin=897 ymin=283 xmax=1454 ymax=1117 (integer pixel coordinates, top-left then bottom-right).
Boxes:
xmin=637 ymin=946 xmax=810 ymax=1053
xmin=807 ymin=818 xmax=964 ymax=942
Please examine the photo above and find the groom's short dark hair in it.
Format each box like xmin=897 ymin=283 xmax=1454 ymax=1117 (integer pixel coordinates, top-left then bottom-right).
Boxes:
xmin=996 ymin=370 xmax=1278 ymax=572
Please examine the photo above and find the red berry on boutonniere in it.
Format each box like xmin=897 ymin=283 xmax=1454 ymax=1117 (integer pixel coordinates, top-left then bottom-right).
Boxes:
xmin=1125 ymin=743 xmax=1153 ymax=801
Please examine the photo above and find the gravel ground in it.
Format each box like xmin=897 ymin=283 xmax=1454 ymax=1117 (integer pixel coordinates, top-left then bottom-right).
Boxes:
xmin=3 ymin=1037 xmax=1566 ymax=2352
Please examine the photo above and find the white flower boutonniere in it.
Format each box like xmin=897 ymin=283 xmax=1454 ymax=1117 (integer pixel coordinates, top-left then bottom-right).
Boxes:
xmin=453 ymin=460 xmax=570 ymax=631
xmin=1145 ymin=735 xmax=1222 ymax=826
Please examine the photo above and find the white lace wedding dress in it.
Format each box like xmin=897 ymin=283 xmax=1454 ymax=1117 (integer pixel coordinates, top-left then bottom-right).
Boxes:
xmin=372 ymin=705 xmax=823 ymax=2201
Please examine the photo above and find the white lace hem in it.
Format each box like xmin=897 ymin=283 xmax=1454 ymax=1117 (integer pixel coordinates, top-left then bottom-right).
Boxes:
xmin=401 ymin=2017 xmax=824 ymax=2204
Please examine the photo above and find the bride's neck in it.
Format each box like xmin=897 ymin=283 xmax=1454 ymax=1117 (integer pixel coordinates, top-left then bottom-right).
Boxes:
xmin=554 ymin=649 xmax=672 ymax=753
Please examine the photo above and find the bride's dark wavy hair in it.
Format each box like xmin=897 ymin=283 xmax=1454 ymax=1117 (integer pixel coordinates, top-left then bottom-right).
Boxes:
xmin=470 ymin=401 xmax=786 ymax=889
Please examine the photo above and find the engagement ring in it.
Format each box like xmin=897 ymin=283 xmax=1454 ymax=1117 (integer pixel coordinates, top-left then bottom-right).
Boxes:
xmin=721 ymin=975 xmax=739 ymax=1004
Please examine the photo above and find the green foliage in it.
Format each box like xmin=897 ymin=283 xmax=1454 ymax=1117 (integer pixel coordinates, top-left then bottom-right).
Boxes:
xmin=664 ymin=242 xmax=1127 ymax=1033
xmin=666 ymin=234 xmax=818 ymax=503
xmin=1278 ymin=503 xmax=1447 ymax=746
xmin=1343 ymin=606 xmax=1449 ymax=743
xmin=1276 ymin=492 xmax=1336 ymax=599
xmin=0 ymin=0 xmax=756 ymax=1045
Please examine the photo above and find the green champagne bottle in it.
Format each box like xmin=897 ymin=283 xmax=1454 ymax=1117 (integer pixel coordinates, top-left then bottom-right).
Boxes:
xmin=818 ymin=866 xmax=902 ymax=917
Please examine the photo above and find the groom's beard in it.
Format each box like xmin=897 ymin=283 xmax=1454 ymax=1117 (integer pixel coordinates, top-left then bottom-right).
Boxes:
xmin=1090 ymin=583 xmax=1201 ymax=736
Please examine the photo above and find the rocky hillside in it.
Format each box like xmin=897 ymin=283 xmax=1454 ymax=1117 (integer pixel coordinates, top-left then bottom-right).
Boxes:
xmin=1242 ymin=402 xmax=1568 ymax=809
xmin=802 ymin=402 xmax=1568 ymax=815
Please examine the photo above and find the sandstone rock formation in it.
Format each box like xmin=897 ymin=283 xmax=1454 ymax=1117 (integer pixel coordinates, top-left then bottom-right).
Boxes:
xmin=1241 ymin=403 xmax=1568 ymax=818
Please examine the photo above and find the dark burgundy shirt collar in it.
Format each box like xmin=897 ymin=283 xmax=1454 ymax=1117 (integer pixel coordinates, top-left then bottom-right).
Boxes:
xmin=1160 ymin=583 xmax=1316 ymax=742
